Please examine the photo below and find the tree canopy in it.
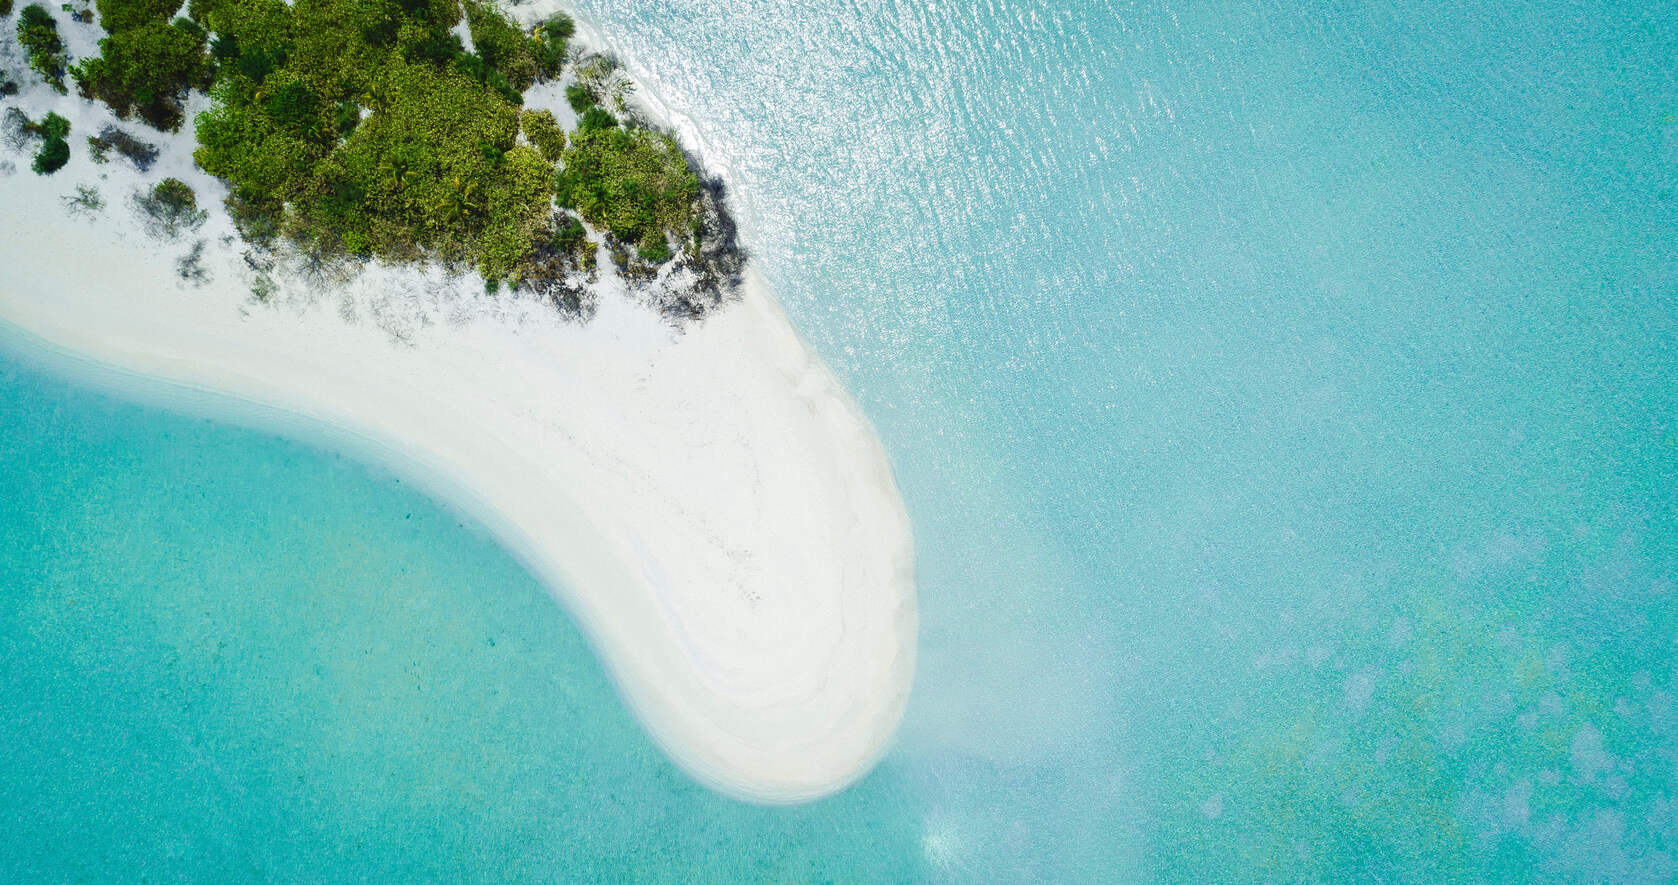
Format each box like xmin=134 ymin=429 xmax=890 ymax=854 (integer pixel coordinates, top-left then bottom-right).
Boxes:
xmin=72 ymin=9 xmax=211 ymax=131
xmin=26 ymin=0 xmax=715 ymax=286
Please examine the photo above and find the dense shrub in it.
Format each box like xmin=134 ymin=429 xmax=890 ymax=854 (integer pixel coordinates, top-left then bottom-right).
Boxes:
xmin=87 ymin=123 xmax=159 ymax=169
xmin=96 ymin=0 xmax=186 ymax=31
xmin=637 ymin=230 xmax=670 ymax=263
xmin=451 ymin=49 xmax=521 ymax=106
xmin=222 ymin=187 xmax=280 ymax=243
xmin=72 ymin=17 xmax=211 ymax=130
xmin=333 ymin=99 xmax=361 ymax=137
xmin=534 ymin=12 xmax=571 ymax=77
xmin=26 ymin=108 xmax=70 ymax=139
xmin=463 ymin=0 xmax=538 ymax=91
xmin=263 ymin=77 xmax=321 ymax=133
xmin=17 ymin=4 xmax=69 ymax=91
xmin=512 ymin=211 xmax=596 ymax=311
xmin=520 ymin=107 xmax=563 ymax=160
xmin=556 ymin=123 xmax=697 ymax=248
xmin=551 ymin=213 xmax=585 ymax=253
xmin=1 ymin=0 xmax=13 ymax=19
xmin=195 ymin=7 xmax=556 ymax=278
xmin=138 ymin=0 xmax=701 ymax=278
xmin=577 ymin=105 xmax=615 ymax=132
xmin=32 ymin=135 xmax=70 ymax=172
xmin=564 ymin=81 xmax=594 ymax=113
xmin=179 ymin=0 xmax=694 ymax=280
xmin=314 ymin=62 xmax=550 ymax=273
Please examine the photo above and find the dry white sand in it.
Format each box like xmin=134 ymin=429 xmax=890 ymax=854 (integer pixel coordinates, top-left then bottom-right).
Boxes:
xmin=0 ymin=22 xmax=916 ymax=800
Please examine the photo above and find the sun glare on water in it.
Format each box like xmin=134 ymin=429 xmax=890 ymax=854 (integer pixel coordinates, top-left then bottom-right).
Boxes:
xmin=920 ymin=814 xmax=970 ymax=876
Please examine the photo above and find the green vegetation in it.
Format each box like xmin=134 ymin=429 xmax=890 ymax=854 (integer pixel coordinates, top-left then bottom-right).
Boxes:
xmin=572 ymin=52 xmax=632 ymax=111
xmin=72 ymin=2 xmax=211 ymax=131
xmin=556 ymin=116 xmax=697 ymax=260
xmin=96 ymin=0 xmax=183 ymax=32
xmin=552 ymin=213 xmax=585 ymax=253
xmin=32 ymin=129 xmax=70 ymax=172
xmin=12 ymin=109 xmax=74 ymax=173
xmin=520 ymin=107 xmax=563 ymax=160
xmin=8 ymin=0 xmax=731 ymax=298
xmin=30 ymin=110 xmax=71 ymax=139
xmin=64 ymin=183 xmax=105 ymax=216
xmin=564 ymin=81 xmax=592 ymax=113
xmin=577 ymin=104 xmax=614 ymax=131
xmin=186 ymin=0 xmax=596 ymax=279
xmin=463 ymin=0 xmax=537 ymax=90
xmin=333 ymin=99 xmax=361 ymax=137
xmin=134 ymin=176 xmax=207 ymax=238
xmin=533 ymin=12 xmax=570 ymax=74
xmin=87 ymin=123 xmax=158 ymax=168
xmin=17 ymin=3 xmax=69 ymax=92
xmin=1 ymin=0 xmax=13 ymax=20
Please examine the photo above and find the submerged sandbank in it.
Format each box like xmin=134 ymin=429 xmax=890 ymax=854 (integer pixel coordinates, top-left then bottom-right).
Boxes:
xmin=0 ymin=48 xmax=916 ymax=800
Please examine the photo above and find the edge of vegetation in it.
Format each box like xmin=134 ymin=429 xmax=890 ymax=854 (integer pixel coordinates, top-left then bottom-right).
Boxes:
xmin=5 ymin=0 xmax=745 ymax=318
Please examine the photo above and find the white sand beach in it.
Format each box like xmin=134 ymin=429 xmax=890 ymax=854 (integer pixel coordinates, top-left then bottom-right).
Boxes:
xmin=0 ymin=36 xmax=916 ymax=799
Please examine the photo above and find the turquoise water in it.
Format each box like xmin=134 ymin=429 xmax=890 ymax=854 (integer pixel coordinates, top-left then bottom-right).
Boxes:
xmin=4 ymin=0 xmax=1678 ymax=879
xmin=0 ymin=353 xmax=928 ymax=880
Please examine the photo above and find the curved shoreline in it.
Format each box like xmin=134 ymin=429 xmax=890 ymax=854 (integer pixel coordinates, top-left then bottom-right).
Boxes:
xmin=0 ymin=38 xmax=917 ymax=799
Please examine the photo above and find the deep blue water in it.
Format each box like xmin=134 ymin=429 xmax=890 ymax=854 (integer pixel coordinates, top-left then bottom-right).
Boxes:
xmin=4 ymin=0 xmax=1678 ymax=879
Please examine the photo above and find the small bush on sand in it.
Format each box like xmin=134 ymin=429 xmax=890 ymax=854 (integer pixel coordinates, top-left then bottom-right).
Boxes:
xmin=86 ymin=123 xmax=158 ymax=169
xmin=133 ymin=176 xmax=207 ymax=238
xmin=6 ymin=108 xmax=74 ymax=174
xmin=63 ymin=183 xmax=104 ymax=215
xmin=22 ymin=111 xmax=72 ymax=173
xmin=25 ymin=109 xmax=70 ymax=139
xmin=535 ymin=13 xmax=572 ymax=77
xmin=32 ymin=131 xmax=70 ymax=172
xmin=17 ymin=3 xmax=69 ymax=91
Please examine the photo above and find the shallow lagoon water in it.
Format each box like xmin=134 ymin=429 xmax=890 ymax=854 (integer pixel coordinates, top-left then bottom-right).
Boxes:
xmin=0 ymin=353 xmax=927 ymax=881
xmin=4 ymin=0 xmax=1678 ymax=879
